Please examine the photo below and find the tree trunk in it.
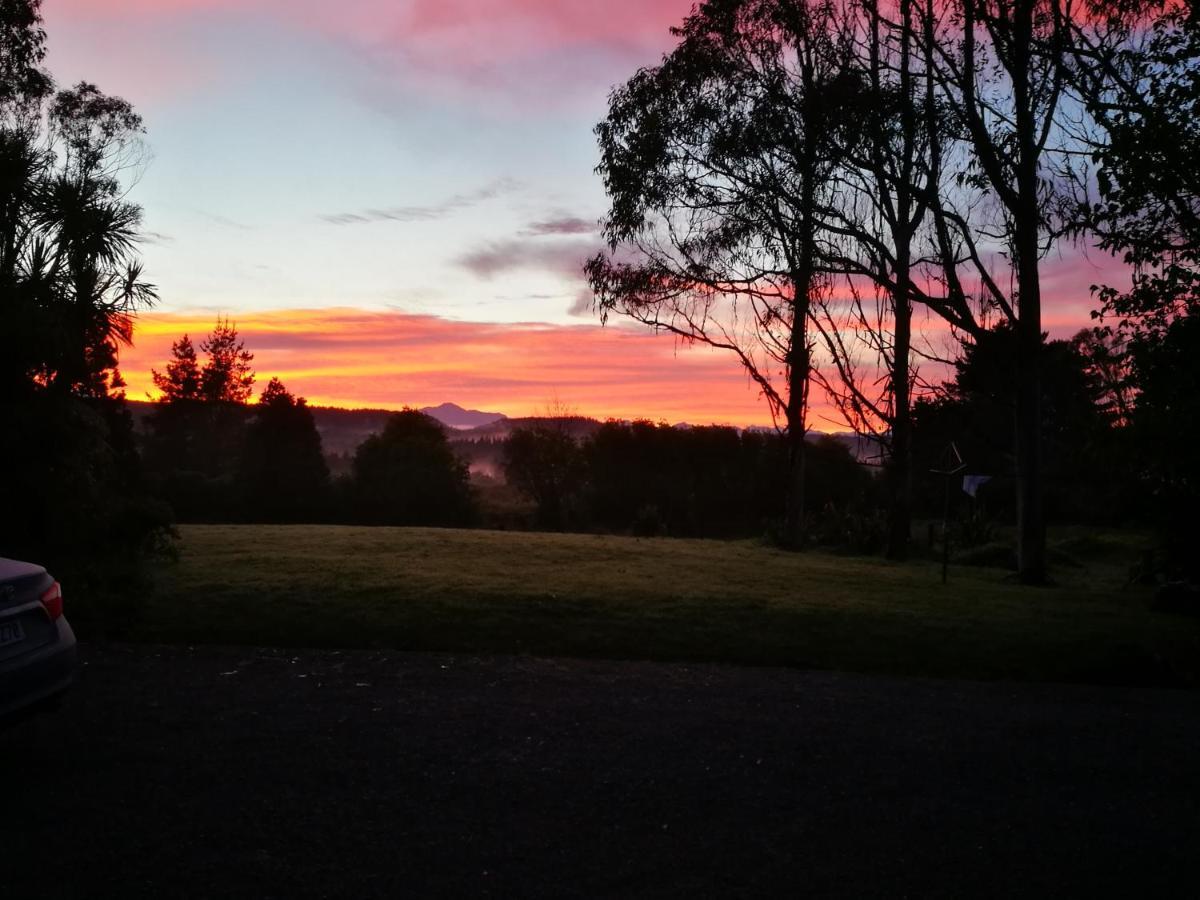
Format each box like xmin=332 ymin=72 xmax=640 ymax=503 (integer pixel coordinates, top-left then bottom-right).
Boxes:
xmin=1011 ymin=1 xmax=1047 ymax=585
xmin=784 ymin=272 xmax=812 ymax=550
xmin=886 ymin=245 xmax=913 ymax=561
xmin=784 ymin=418 xmax=807 ymax=549
xmin=1014 ymin=233 xmax=1046 ymax=584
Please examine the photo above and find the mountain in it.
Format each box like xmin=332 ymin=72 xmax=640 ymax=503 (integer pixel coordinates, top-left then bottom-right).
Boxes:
xmin=308 ymin=404 xmax=507 ymax=456
xmin=449 ymin=415 xmax=602 ymax=442
xmin=419 ymin=402 xmax=507 ymax=430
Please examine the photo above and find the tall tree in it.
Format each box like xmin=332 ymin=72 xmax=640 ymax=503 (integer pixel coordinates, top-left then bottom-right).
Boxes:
xmin=151 ymin=334 xmax=202 ymax=403
xmin=809 ymin=0 xmax=941 ymax=560
xmin=1069 ymin=1 xmax=1200 ymax=576
xmin=1073 ymin=2 xmax=1200 ymax=328
xmin=503 ymin=423 xmax=583 ymax=531
xmin=920 ymin=0 xmax=1090 ymax=583
xmin=0 ymin=0 xmax=51 ymax=117
xmin=587 ymin=0 xmax=860 ymax=547
xmin=200 ymin=316 xmax=255 ymax=404
xmin=39 ymin=82 xmax=156 ymax=398
xmin=351 ymin=410 xmax=475 ymax=526
xmin=238 ymin=378 xmax=330 ymax=523
xmin=0 ymin=1 xmax=170 ymax=607
xmin=146 ymin=319 xmax=257 ymax=493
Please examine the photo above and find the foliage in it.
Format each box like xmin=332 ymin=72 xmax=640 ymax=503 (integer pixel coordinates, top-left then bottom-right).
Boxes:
xmin=1125 ymin=308 xmax=1200 ymax=578
xmin=911 ymin=325 xmax=1131 ymax=526
xmin=587 ymin=0 xmax=866 ymax=547
xmin=501 ymin=424 xmax=584 ymax=530
xmin=350 ymin=410 xmax=475 ymax=526
xmin=949 ymin=506 xmax=998 ymax=551
xmin=571 ymin=421 xmax=870 ymax=541
xmin=1083 ymin=4 xmax=1200 ymax=332
xmin=1068 ymin=4 xmax=1200 ymax=578
xmin=237 ymin=378 xmax=330 ymax=523
xmin=811 ymin=505 xmax=888 ymax=555
xmin=0 ymin=1 xmax=170 ymax=613
xmin=150 ymin=334 xmax=201 ymax=403
xmin=200 ymin=316 xmax=254 ymax=404
xmin=145 ymin=319 xmax=259 ymax=519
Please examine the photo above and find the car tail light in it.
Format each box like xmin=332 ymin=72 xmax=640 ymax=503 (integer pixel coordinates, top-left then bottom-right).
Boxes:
xmin=40 ymin=581 xmax=63 ymax=621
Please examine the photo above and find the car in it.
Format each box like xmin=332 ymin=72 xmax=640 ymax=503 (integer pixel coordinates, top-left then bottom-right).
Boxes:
xmin=0 ymin=557 xmax=77 ymax=721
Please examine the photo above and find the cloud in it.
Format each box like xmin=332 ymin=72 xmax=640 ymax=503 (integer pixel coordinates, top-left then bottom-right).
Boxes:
xmin=196 ymin=210 xmax=254 ymax=231
xmin=63 ymin=1 xmax=689 ymax=58
xmin=320 ymin=178 xmax=518 ymax=226
xmin=457 ymin=237 xmax=601 ymax=280
xmin=120 ymin=306 xmax=782 ymax=425
xmin=520 ymin=216 xmax=596 ymax=237
xmin=568 ymin=288 xmax=595 ymax=317
xmin=56 ymin=1 xmax=694 ymax=112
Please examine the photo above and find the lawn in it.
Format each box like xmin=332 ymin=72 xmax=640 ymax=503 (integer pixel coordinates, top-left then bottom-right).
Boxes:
xmin=131 ymin=524 xmax=1200 ymax=686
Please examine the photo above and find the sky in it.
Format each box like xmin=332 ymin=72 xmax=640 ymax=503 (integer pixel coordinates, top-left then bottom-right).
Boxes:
xmin=46 ymin=0 xmax=1128 ymax=425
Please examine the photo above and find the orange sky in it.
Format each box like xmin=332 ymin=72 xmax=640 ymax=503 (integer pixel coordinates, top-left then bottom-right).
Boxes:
xmin=119 ymin=294 xmax=1110 ymax=428
xmin=121 ymin=308 xmax=790 ymax=426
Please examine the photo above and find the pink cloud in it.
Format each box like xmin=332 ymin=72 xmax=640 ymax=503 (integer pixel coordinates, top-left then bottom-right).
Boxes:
xmin=60 ymin=0 xmax=688 ymax=48
xmin=54 ymin=0 xmax=693 ymax=110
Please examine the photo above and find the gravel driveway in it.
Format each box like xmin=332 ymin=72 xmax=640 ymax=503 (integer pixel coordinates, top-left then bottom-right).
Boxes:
xmin=3 ymin=644 xmax=1198 ymax=899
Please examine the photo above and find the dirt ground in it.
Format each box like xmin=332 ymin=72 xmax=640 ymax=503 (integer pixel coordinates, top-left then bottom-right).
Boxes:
xmin=3 ymin=644 xmax=1198 ymax=898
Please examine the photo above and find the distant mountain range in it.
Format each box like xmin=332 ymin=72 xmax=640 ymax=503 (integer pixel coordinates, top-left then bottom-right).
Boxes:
xmin=419 ymin=402 xmax=506 ymax=430
xmin=307 ymin=403 xmax=507 ymax=455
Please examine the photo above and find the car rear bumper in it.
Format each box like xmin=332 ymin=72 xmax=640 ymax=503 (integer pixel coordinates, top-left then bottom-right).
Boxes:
xmin=0 ymin=618 xmax=77 ymax=720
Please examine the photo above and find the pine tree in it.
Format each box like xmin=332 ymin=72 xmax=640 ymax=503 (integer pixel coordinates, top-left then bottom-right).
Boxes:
xmin=150 ymin=335 xmax=202 ymax=402
xmin=200 ymin=317 xmax=254 ymax=404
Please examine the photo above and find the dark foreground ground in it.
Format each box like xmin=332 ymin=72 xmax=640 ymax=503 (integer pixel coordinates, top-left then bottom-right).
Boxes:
xmin=3 ymin=645 xmax=1198 ymax=899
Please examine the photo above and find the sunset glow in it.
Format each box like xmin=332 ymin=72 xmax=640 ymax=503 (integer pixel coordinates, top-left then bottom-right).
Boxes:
xmin=47 ymin=0 xmax=1127 ymax=424
xmin=122 ymin=309 xmax=792 ymax=425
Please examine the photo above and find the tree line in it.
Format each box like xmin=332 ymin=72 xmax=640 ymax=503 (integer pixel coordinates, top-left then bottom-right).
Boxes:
xmin=585 ymin=0 xmax=1200 ymax=583
xmin=145 ymin=320 xmax=874 ymax=541
xmin=145 ymin=320 xmax=475 ymax=527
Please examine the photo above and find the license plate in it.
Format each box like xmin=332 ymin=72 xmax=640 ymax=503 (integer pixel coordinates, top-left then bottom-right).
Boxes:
xmin=0 ymin=619 xmax=25 ymax=649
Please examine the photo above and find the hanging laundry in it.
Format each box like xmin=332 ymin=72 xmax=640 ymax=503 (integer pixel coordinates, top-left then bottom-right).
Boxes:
xmin=963 ymin=475 xmax=992 ymax=498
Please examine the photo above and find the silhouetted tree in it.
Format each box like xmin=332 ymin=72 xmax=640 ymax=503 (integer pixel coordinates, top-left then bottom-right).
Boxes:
xmin=588 ymin=0 xmax=862 ymax=548
xmin=39 ymin=81 xmax=155 ymax=398
xmin=1074 ymin=2 xmax=1200 ymax=331
xmin=914 ymin=0 xmax=1111 ymax=582
xmin=502 ymin=424 xmax=584 ymax=530
xmin=238 ymin=378 xmax=329 ymax=522
xmin=0 ymin=2 xmax=170 ymax=622
xmin=200 ymin=316 xmax=254 ymax=404
xmin=145 ymin=319 xmax=257 ymax=518
xmin=1125 ymin=308 xmax=1200 ymax=578
xmin=145 ymin=335 xmax=207 ymax=501
xmin=151 ymin=334 xmax=202 ymax=402
xmin=1069 ymin=2 xmax=1200 ymax=574
xmin=912 ymin=325 xmax=1126 ymax=526
xmin=351 ymin=410 xmax=474 ymax=526
xmin=574 ymin=419 xmax=870 ymax=540
xmin=807 ymin=0 xmax=944 ymax=561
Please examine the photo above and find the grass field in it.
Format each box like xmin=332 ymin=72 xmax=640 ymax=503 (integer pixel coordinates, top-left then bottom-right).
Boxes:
xmin=133 ymin=524 xmax=1200 ymax=686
